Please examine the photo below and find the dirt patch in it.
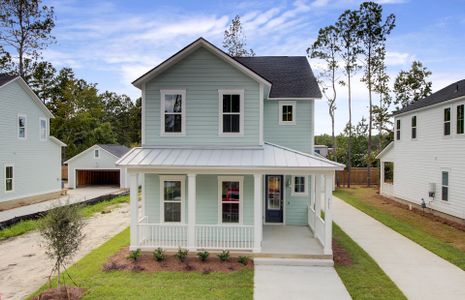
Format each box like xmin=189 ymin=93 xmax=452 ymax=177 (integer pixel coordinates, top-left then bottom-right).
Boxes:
xmin=103 ymin=247 xmax=253 ymax=273
xmin=33 ymin=286 xmax=85 ymax=300
xmin=332 ymin=239 xmax=352 ymax=266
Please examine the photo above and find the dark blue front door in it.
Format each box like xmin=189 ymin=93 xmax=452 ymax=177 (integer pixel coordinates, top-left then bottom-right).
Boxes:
xmin=265 ymin=175 xmax=283 ymax=223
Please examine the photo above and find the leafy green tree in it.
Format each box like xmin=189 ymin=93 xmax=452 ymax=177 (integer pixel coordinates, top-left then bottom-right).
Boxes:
xmin=309 ymin=25 xmax=340 ymax=162
xmin=358 ymin=1 xmax=395 ymax=186
xmin=393 ymin=60 xmax=432 ymax=108
xmin=0 ymin=0 xmax=55 ymax=78
xmin=336 ymin=9 xmax=362 ymax=187
xmin=223 ymin=15 xmax=255 ymax=57
xmin=29 ymin=60 xmax=56 ymax=102
xmin=0 ymin=44 xmax=12 ymax=72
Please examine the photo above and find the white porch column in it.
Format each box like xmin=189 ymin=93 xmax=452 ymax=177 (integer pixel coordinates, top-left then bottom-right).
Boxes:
xmin=315 ymin=174 xmax=322 ymax=219
xmin=129 ymin=172 xmax=139 ymax=250
xmin=187 ymin=174 xmax=197 ymax=251
xmin=323 ymin=173 xmax=333 ymax=255
xmin=253 ymin=174 xmax=263 ymax=253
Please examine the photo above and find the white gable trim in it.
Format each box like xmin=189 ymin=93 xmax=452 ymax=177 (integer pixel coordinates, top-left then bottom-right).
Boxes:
xmin=64 ymin=144 xmax=119 ymax=164
xmin=132 ymin=38 xmax=272 ymax=89
xmin=376 ymin=142 xmax=394 ymax=159
xmin=0 ymin=76 xmax=54 ymax=118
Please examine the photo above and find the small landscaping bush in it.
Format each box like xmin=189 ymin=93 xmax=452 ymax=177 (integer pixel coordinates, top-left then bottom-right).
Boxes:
xmin=218 ymin=250 xmax=230 ymax=262
xmin=238 ymin=256 xmax=249 ymax=265
xmin=128 ymin=249 xmax=141 ymax=262
xmin=153 ymin=247 xmax=166 ymax=262
xmin=197 ymin=250 xmax=209 ymax=262
xmin=176 ymin=247 xmax=189 ymax=262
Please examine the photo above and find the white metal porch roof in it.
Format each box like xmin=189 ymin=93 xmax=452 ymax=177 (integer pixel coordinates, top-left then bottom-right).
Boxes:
xmin=116 ymin=142 xmax=344 ymax=171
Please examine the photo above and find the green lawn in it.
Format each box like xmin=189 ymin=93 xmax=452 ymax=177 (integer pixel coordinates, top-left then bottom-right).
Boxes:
xmin=333 ymin=223 xmax=406 ymax=300
xmin=29 ymin=228 xmax=253 ymax=300
xmin=335 ymin=188 xmax=465 ymax=271
xmin=0 ymin=195 xmax=129 ymax=240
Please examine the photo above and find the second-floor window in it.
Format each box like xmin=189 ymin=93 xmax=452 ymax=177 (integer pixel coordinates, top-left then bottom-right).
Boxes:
xmin=18 ymin=114 xmax=27 ymax=139
xmin=411 ymin=116 xmax=417 ymax=139
xmin=457 ymin=104 xmax=464 ymax=134
xmin=396 ymin=119 xmax=401 ymax=140
xmin=444 ymin=108 xmax=451 ymax=136
xmin=279 ymin=101 xmax=296 ymax=125
xmin=39 ymin=118 xmax=47 ymax=141
xmin=161 ymin=90 xmax=186 ymax=135
xmin=219 ymin=89 xmax=244 ymax=135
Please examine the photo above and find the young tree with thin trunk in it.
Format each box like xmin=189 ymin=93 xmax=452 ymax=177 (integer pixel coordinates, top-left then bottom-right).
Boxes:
xmin=358 ymin=1 xmax=395 ymax=187
xmin=394 ymin=60 xmax=432 ymax=109
xmin=336 ymin=9 xmax=362 ymax=188
xmin=223 ymin=15 xmax=255 ymax=57
xmin=308 ymin=25 xmax=340 ymax=162
xmin=0 ymin=0 xmax=55 ymax=78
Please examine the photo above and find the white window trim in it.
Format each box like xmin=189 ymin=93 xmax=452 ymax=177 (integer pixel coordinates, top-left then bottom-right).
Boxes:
xmin=94 ymin=148 xmax=100 ymax=159
xmin=160 ymin=175 xmax=185 ymax=223
xmin=291 ymin=175 xmax=308 ymax=196
xmin=411 ymin=115 xmax=417 ymax=140
xmin=441 ymin=170 xmax=449 ymax=202
xmin=160 ymin=89 xmax=186 ymax=136
xmin=4 ymin=164 xmax=14 ymax=193
xmin=444 ymin=107 xmax=451 ymax=137
xmin=396 ymin=119 xmax=401 ymax=141
xmin=218 ymin=176 xmax=243 ymax=224
xmin=278 ymin=101 xmax=296 ymax=125
xmin=456 ymin=104 xmax=464 ymax=135
xmin=39 ymin=117 xmax=48 ymax=141
xmin=18 ymin=114 xmax=27 ymax=140
xmin=218 ymin=89 xmax=244 ymax=136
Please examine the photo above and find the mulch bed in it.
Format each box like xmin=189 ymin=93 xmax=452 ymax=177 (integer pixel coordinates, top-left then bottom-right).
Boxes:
xmin=103 ymin=247 xmax=253 ymax=273
xmin=332 ymin=239 xmax=352 ymax=266
xmin=33 ymin=286 xmax=85 ymax=300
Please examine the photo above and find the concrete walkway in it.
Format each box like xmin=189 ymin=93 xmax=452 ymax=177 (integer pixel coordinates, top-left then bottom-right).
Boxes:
xmin=254 ymin=264 xmax=351 ymax=300
xmin=0 ymin=186 xmax=123 ymax=222
xmin=333 ymin=196 xmax=465 ymax=300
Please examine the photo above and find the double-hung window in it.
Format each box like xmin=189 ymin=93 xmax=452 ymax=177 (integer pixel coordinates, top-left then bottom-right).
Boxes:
xmin=457 ymin=104 xmax=464 ymax=134
xmin=441 ymin=171 xmax=449 ymax=201
xmin=94 ymin=149 xmax=100 ymax=159
xmin=396 ymin=119 xmax=401 ymax=140
xmin=292 ymin=176 xmax=307 ymax=196
xmin=219 ymin=90 xmax=244 ymax=135
xmin=161 ymin=90 xmax=186 ymax=135
xmin=279 ymin=101 xmax=296 ymax=125
xmin=18 ymin=114 xmax=27 ymax=139
xmin=411 ymin=116 xmax=417 ymax=139
xmin=161 ymin=176 xmax=184 ymax=223
xmin=39 ymin=118 xmax=47 ymax=141
xmin=219 ymin=176 xmax=242 ymax=223
xmin=444 ymin=108 xmax=451 ymax=136
xmin=5 ymin=165 xmax=13 ymax=192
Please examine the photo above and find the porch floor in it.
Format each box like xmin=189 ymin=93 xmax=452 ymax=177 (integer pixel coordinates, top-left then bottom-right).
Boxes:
xmin=261 ymin=225 xmax=325 ymax=257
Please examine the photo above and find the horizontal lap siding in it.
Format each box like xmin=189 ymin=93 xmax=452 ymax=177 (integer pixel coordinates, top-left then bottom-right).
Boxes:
xmin=393 ymin=100 xmax=465 ymax=219
xmin=0 ymin=81 xmax=61 ymax=202
xmin=264 ymin=100 xmax=314 ymax=154
xmin=285 ymin=175 xmax=311 ymax=225
xmin=144 ymin=48 xmax=260 ymax=146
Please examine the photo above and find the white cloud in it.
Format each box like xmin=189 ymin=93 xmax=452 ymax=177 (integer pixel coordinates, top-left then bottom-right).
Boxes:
xmin=385 ymin=51 xmax=414 ymax=66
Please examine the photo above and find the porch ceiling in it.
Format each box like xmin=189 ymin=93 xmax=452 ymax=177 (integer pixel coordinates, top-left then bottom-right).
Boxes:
xmin=116 ymin=142 xmax=344 ymax=171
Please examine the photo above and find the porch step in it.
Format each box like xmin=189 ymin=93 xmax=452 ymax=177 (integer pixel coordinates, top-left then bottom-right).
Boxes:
xmin=253 ymin=257 xmax=334 ymax=267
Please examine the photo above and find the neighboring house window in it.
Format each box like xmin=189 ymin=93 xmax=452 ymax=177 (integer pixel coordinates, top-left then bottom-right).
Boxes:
xmin=160 ymin=90 xmax=186 ymax=135
xmin=383 ymin=162 xmax=394 ymax=183
xmin=39 ymin=118 xmax=47 ymax=141
xmin=457 ymin=104 xmax=464 ymax=134
xmin=411 ymin=116 xmax=417 ymax=139
xmin=396 ymin=119 xmax=401 ymax=140
xmin=219 ymin=90 xmax=244 ymax=135
xmin=441 ymin=171 xmax=449 ymax=201
xmin=315 ymin=149 xmax=321 ymax=154
xmin=292 ymin=176 xmax=307 ymax=196
xmin=219 ymin=176 xmax=242 ymax=223
xmin=279 ymin=101 xmax=296 ymax=125
xmin=5 ymin=165 xmax=13 ymax=192
xmin=161 ymin=176 xmax=184 ymax=223
xmin=94 ymin=149 xmax=100 ymax=159
xmin=18 ymin=114 xmax=27 ymax=139
xmin=444 ymin=108 xmax=451 ymax=136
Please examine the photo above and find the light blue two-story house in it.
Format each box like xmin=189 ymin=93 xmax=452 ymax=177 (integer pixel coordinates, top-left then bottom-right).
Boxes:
xmin=118 ymin=38 xmax=343 ymax=256
xmin=0 ymin=74 xmax=65 ymax=209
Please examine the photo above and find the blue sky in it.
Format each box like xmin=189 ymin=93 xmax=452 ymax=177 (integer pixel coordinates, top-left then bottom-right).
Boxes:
xmin=42 ymin=0 xmax=465 ymax=135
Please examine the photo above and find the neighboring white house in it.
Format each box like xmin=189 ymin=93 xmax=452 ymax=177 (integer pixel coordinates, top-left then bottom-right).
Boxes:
xmin=0 ymin=74 xmax=66 ymax=209
xmin=314 ymin=145 xmax=329 ymax=157
xmin=377 ymin=79 xmax=465 ymax=220
xmin=65 ymin=144 xmax=129 ymax=189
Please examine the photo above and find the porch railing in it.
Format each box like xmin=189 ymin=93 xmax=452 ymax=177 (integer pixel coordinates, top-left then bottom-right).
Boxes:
xmin=138 ymin=223 xmax=188 ymax=248
xmin=308 ymin=205 xmax=326 ymax=249
xmin=195 ymin=224 xmax=254 ymax=250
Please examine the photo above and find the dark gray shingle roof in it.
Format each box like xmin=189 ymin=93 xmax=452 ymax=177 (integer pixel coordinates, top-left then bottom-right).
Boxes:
xmin=234 ymin=56 xmax=322 ymax=99
xmin=0 ymin=74 xmax=18 ymax=86
xmin=394 ymin=79 xmax=465 ymax=115
xmin=98 ymin=144 xmax=130 ymax=158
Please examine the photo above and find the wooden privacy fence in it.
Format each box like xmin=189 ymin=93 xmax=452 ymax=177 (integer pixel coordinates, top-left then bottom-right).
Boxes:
xmin=336 ymin=167 xmax=379 ymax=187
xmin=62 ymin=165 xmax=68 ymax=180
